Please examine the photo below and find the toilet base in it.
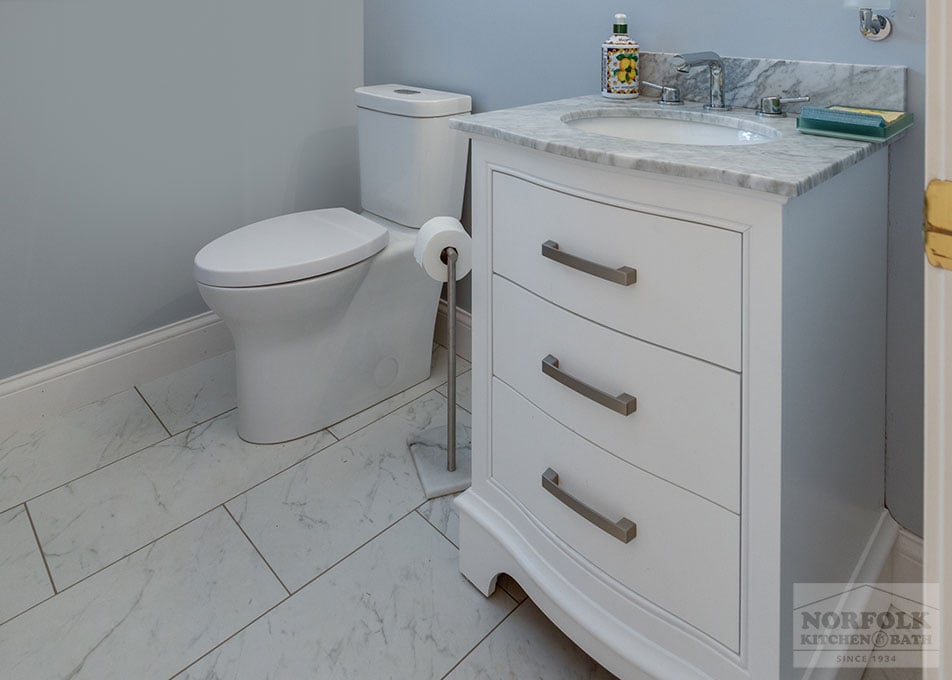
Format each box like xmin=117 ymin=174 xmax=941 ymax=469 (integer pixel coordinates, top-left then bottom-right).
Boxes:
xmin=199 ymin=229 xmax=442 ymax=444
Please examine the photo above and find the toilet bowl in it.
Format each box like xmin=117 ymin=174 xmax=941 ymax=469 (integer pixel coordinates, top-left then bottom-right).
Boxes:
xmin=194 ymin=85 xmax=471 ymax=443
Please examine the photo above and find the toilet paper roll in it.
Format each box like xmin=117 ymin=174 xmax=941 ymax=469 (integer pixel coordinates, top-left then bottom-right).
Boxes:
xmin=414 ymin=216 xmax=472 ymax=282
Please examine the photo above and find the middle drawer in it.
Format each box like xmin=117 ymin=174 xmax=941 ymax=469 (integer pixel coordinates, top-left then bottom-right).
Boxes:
xmin=493 ymin=276 xmax=740 ymax=512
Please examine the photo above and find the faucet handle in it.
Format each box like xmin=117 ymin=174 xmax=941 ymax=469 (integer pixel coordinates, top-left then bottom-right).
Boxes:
xmin=757 ymin=95 xmax=811 ymax=117
xmin=641 ymin=81 xmax=683 ymax=106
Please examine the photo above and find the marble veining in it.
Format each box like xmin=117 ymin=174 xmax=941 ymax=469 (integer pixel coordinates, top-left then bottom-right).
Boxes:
xmin=136 ymin=351 xmax=237 ymax=434
xmin=415 ymin=493 xmax=527 ymax=603
xmin=29 ymin=410 xmax=336 ymax=589
xmin=0 ymin=508 xmax=285 ymax=680
xmin=446 ymin=601 xmax=621 ymax=680
xmin=409 ymin=416 xmax=473 ymax=498
xmin=417 ymin=493 xmax=461 ymax=547
xmin=639 ymin=52 xmax=906 ymax=114
xmin=226 ymin=394 xmax=450 ymax=591
xmin=0 ymin=389 xmax=167 ymax=511
xmin=175 ymin=513 xmax=515 ymax=680
xmin=451 ymin=95 xmax=900 ymax=197
xmin=0 ymin=505 xmax=53 ymax=623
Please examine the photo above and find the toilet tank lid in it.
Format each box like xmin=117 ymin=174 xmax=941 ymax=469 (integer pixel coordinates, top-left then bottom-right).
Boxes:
xmin=194 ymin=208 xmax=389 ymax=288
xmin=355 ymin=84 xmax=472 ymax=118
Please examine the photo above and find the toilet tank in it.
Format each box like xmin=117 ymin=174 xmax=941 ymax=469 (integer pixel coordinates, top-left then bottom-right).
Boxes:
xmin=355 ymin=85 xmax=471 ymax=228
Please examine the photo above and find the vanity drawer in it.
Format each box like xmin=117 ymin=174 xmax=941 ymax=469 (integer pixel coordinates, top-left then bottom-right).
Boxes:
xmin=493 ymin=276 xmax=740 ymax=512
xmin=491 ymin=379 xmax=740 ymax=650
xmin=491 ymin=172 xmax=743 ymax=370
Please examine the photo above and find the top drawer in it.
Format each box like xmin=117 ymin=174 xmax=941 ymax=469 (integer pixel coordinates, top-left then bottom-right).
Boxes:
xmin=492 ymin=172 xmax=743 ymax=370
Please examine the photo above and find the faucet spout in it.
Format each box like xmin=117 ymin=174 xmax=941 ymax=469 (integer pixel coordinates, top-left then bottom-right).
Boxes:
xmin=673 ymin=51 xmax=723 ymax=72
xmin=672 ymin=51 xmax=731 ymax=111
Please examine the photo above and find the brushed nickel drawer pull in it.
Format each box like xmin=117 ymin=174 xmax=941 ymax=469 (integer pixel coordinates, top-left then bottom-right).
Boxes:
xmin=542 ymin=468 xmax=637 ymax=543
xmin=541 ymin=240 xmax=637 ymax=286
xmin=542 ymin=354 xmax=637 ymax=416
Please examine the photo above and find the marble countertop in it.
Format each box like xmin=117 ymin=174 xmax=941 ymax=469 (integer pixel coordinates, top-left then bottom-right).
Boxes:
xmin=449 ymin=95 xmax=892 ymax=197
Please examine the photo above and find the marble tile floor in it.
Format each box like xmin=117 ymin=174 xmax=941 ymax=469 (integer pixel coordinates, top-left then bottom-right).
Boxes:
xmin=0 ymin=346 xmax=915 ymax=680
xmin=0 ymin=346 xmax=626 ymax=680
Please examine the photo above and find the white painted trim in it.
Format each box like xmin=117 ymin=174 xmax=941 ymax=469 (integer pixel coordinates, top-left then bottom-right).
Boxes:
xmin=924 ymin=0 xmax=952 ymax=678
xmin=804 ymin=511 xmax=898 ymax=680
xmin=434 ymin=298 xmax=473 ymax=361
xmin=0 ymin=312 xmax=233 ymax=426
xmin=891 ymin=528 xmax=924 ymax=585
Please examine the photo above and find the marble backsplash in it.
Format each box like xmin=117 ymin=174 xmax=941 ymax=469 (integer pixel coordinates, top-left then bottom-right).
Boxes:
xmin=639 ymin=52 xmax=907 ymax=113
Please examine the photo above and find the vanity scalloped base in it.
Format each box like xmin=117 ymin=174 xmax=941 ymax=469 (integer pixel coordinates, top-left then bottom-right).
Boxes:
xmin=456 ymin=127 xmax=893 ymax=680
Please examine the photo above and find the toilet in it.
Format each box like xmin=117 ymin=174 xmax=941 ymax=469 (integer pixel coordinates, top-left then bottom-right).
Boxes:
xmin=193 ymin=85 xmax=471 ymax=444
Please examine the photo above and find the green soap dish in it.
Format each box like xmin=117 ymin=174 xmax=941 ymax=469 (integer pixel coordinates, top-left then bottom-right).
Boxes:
xmin=797 ymin=106 xmax=914 ymax=142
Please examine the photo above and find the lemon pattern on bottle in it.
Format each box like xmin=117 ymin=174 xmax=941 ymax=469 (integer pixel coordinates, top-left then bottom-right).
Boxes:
xmin=614 ymin=53 xmax=639 ymax=85
xmin=603 ymin=47 xmax=639 ymax=96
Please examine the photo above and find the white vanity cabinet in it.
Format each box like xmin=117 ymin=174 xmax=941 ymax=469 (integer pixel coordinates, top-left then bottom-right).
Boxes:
xmin=456 ymin=137 xmax=891 ymax=680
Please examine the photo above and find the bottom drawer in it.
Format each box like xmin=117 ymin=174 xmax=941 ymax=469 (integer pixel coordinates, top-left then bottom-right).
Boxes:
xmin=491 ymin=378 xmax=740 ymax=650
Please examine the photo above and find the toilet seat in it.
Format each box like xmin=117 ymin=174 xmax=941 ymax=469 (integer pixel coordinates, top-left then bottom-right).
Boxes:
xmin=194 ymin=208 xmax=389 ymax=288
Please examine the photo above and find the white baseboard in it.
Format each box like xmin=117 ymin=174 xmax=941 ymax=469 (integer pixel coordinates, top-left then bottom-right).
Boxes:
xmin=805 ymin=519 xmax=924 ymax=680
xmin=805 ymin=510 xmax=899 ymax=680
xmin=0 ymin=312 xmax=232 ymax=426
xmin=435 ymin=299 xmax=472 ymax=362
xmin=0 ymin=300 xmax=471 ymax=428
xmin=890 ymin=527 xmax=924 ymax=584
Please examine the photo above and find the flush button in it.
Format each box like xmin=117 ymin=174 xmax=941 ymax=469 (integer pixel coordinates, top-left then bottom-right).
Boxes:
xmin=394 ymin=89 xmax=421 ymax=95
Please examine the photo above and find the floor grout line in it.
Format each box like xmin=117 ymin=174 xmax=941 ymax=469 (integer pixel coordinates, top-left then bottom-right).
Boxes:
xmin=0 ymin=505 xmax=225 ymax=629
xmin=22 ymin=502 xmax=58 ymax=595
xmin=2 ymin=489 xmax=448 ymax=635
xmin=163 ymin=588 xmax=294 ymax=680
xmin=163 ymin=506 xmax=430 ymax=680
xmin=415 ymin=502 xmax=463 ymax=552
xmin=165 ymin=406 xmax=238 ymax=438
xmin=223 ymin=504 xmax=292 ymax=596
xmin=0 ymin=426 xmax=174 ymax=518
xmin=414 ymin=498 xmax=528 ymax=606
xmin=134 ymin=386 xmax=173 ymax=438
xmin=2 ymin=357 xmax=483 ymax=667
xmin=285 ymin=505 xmax=426 ymax=596
xmin=329 ymin=387 xmax=444 ymax=440
xmin=0 ymin=355 xmax=461 ymax=518
xmin=329 ymin=354 xmax=470 ymax=440
xmin=1 ymin=401 xmax=251 ymax=519
xmin=211 ymin=431 xmax=339 ymax=511
xmin=38 ymin=429 xmax=341 ymax=595
xmin=7 ymin=404 xmax=376 ymax=610
xmin=440 ymin=599 xmax=524 ymax=679
xmin=436 ymin=384 xmax=472 ymax=415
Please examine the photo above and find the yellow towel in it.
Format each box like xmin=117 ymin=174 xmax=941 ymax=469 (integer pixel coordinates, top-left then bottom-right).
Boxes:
xmin=829 ymin=106 xmax=905 ymax=124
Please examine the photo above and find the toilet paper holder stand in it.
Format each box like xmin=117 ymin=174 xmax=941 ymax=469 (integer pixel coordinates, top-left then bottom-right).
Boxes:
xmin=443 ymin=247 xmax=459 ymax=473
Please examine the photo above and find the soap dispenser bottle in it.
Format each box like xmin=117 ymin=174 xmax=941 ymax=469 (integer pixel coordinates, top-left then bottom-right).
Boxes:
xmin=601 ymin=13 xmax=639 ymax=99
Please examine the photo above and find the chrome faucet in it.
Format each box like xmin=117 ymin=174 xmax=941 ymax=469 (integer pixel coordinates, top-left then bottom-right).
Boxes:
xmin=673 ymin=51 xmax=731 ymax=111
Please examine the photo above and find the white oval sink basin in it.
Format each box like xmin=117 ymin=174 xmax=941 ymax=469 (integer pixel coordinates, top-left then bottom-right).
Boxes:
xmin=563 ymin=111 xmax=781 ymax=146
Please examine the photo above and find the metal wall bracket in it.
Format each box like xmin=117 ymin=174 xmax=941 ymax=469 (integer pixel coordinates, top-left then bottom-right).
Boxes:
xmin=858 ymin=8 xmax=893 ymax=41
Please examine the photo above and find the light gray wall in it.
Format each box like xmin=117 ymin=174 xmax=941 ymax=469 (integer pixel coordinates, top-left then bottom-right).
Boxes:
xmin=365 ymin=0 xmax=926 ymax=534
xmin=0 ymin=0 xmax=363 ymax=379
